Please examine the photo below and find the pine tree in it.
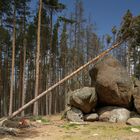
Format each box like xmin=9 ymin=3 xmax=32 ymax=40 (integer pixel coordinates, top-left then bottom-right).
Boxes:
xmin=33 ymin=0 xmax=42 ymax=116
xmin=106 ymin=34 xmax=112 ymax=46
xmin=19 ymin=0 xmax=31 ymax=116
xmin=9 ymin=0 xmax=17 ymax=116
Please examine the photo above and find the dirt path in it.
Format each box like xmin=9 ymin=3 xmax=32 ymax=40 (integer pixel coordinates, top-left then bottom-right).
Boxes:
xmin=0 ymin=115 xmax=140 ymax=140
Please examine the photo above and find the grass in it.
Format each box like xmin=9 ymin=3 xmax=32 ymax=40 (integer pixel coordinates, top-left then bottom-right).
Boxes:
xmin=3 ymin=114 xmax=140 ymax=140
xmin=124 ymin=125 xmax=140 ymax=131
xmin=30 ymin=116 xmax=51 ymax=124
xmin=58 ymin=123 xmax=79 ymax=130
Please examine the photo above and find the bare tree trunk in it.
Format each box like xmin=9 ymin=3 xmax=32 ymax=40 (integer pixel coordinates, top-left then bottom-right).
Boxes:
xmin=19 ymin=44 xmax=23 ymax=108
xmin=21 ymin=38 xmax=27 ymax=116
xmin=9 ymin=8 xmax=16 ymax=116
xmin=33 ymin=0 xmax=42 ymax=116
xmin=127 ymin=46 xmax=131 ymax=76
xmin=3 ymin=45 xmax=9 ymax=116
xmin=0 ymin=41 xmax=2 ymax=96
xmin=45 ymin=67 xmax=49 ymax=115
xmin=0 ymin=38 xmax=2 ymax=116
xmin=21 ymin=4 xmax=27 ymax=116
xmin=49 ymin=11 xmax=53 ymax=114
xmin=8 ymin=41 xmax=122 ymax=119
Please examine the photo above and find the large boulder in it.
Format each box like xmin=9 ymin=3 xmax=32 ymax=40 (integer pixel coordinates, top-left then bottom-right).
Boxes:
xmin=97 ymin=106 xmax=130 ymax=123
xmin=69 ymin=87 xmax=97 ymax=113
xmin=66 ymin=107 xmax=84 ymax=122
xmin=89 ymin=55 xmax=134 ymax=108
xmin=132 ymin=78 xmax=140 ymax=114
xmin=126 ymin=118 xmax=140 ymax=126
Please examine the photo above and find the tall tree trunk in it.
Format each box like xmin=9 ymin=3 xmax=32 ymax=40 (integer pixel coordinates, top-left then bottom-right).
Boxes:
xmin=0 ymin=38 xmax=2 ymax=116
xmin=21 ymin=4 xmax=27 ymax=116
xmin=19 ymin=44 xmax=23 ymax=108
xmin=21 ymin=38 xmax=27 ymax=116
xmin=3 ymin=45 xmax=9 ymax=116
xmin=33 ymin=0 xmax=42 ymax=116
xmin=46 ymin=64 xmax=49 ymax=115
xmin=49 ymin=11 xmax=53 ymax=114
xmin=9 ymin=8 xmax=16 ymax=116
xmin=50 ymin=11 xmax=53 ymax=53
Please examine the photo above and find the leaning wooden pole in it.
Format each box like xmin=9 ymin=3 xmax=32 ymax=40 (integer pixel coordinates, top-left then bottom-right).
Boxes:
xmin=9 ymin=41 xmax=122 ymax=119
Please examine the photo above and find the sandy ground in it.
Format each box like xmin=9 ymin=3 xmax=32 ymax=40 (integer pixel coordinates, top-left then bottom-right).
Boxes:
xmin=0 ymin=115 xmax=140 ymax=140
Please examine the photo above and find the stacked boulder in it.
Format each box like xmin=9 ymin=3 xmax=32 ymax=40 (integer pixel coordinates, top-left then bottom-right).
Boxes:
xmin=65 ymin=55 xmax=140 ymax=126
xmin=66 ymin=87 xmax=98 ymax=122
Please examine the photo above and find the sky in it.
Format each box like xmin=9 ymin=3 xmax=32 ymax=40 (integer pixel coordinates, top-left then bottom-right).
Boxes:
xmin=59 ymin=0 xmax=140 ymax=37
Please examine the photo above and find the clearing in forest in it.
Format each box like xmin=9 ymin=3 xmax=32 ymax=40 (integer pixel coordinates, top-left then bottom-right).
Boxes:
xmin=1 ymin=115 xmax=140 ymax=140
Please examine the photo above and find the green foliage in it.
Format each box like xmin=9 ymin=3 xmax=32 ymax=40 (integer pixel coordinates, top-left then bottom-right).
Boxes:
xmin=41 ymin=9 xmax=50 ymax=52
xmin=52 ymin=20 xmax=59 ymax=55
xmin=132 ymin=15 xmax=140 ymax=44
xmin=59 ymin=123 xmax=78 ymax=130
xmin=30 ymin=116 xmax=50 ymax=124
xmin=106 ymin=34 xmax=112 ymax=45
xmin=117 ymin=9 xmax=133 ymax=41
xmin=124 ymin=126 xmax=140 ymax=131
xmin=0 ymin=0 xmax=11 ymax=17
xmin=0 ymin=27 xmax=10 ymax=43
xmin=43 ymin=0 xmax=66 ymax=12
xmin=58 ymin=16 xmax=76 ymax=24
xmin=112 ymin=26 xmax=117 ymax=35
xmin=117 ymin=10 xmax=140 ymax=79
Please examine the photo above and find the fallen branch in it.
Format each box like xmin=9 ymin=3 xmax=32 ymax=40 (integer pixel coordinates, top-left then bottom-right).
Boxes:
xmin=0 ymin=127 xmax=18 ymax=136
xmin=8 ymin=41 xmax=122 ymax=119
xmin=0 ymin=118 xmax=8 ymax=127
xmin=0 ymin=118 xmax=32 ymax=136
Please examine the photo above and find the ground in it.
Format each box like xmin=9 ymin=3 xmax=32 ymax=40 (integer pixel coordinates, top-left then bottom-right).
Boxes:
xmin=0 ymin=115 xmax=140 ymax=140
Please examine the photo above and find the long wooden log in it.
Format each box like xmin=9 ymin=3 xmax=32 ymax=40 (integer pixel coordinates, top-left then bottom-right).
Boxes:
xmin=9 ymin=41 xmax=122 ymax=119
